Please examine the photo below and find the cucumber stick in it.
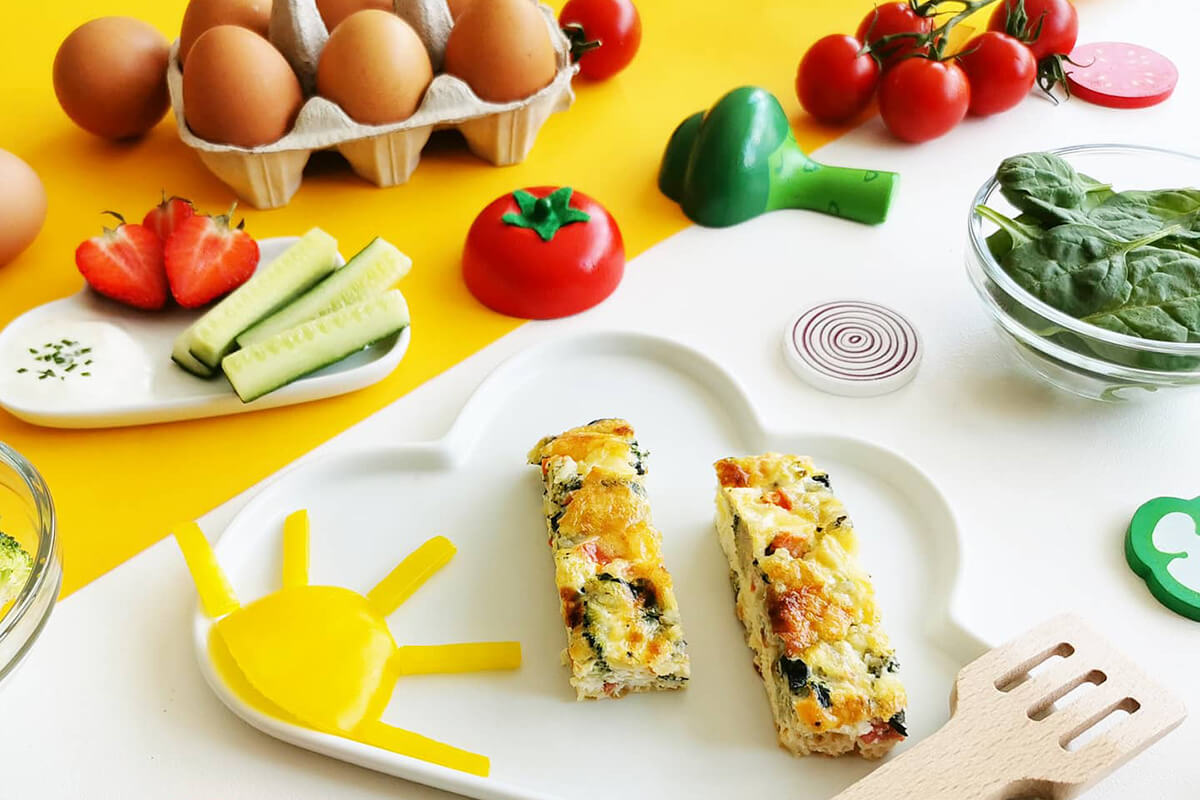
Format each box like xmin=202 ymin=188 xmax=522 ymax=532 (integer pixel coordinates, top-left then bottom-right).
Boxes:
xmin=172 ymin=338 xmax=215 ymax=378
xmin=222 ymin=289 xmax=410 ymax=403
xmin=235 ymin=237 xmax=411 ymax=348
xmin=182 ymin=228 xmax=340 ymax=370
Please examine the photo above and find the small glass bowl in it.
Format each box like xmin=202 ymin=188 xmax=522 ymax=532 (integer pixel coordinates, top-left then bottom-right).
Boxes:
xmin=966 ymin=143 xmax=1200 ymax=402
xmin=0 ymin=442 xmax=61 ymax=688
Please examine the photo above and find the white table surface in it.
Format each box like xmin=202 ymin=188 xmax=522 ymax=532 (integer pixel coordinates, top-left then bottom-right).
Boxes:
xmin=4 ymin=1 xmax=1199 ymax=796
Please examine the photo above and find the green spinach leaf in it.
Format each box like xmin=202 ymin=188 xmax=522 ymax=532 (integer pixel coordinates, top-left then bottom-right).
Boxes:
xmin=1081 ymin=246 xmax=1200 ymax=342
xmin=977 ymin=205 xmax=1044 ymax=258
xmin=996 ymin=152 xmax=1112 ymax=226
xmin=978 ymin=150 xmax=1200 ymax=352
xmin=1078 ymin=174 xmax=1115 ymax=211
xmin=1088 ymin=189 xmax=1200 ymax=240
xmin=1161 ymin=238 xmax=1200 ymax=258
xmin=1000 ymin=224 xmax=1179 ymax=317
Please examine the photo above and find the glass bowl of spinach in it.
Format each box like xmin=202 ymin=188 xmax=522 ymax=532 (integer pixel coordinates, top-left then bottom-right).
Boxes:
xmin=967 ymin=144 xmax=1200 ymax=401
xmin=0 ymin=442 xmax=60 ymax=690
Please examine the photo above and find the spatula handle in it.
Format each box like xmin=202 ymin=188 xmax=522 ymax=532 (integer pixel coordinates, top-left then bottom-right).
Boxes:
xmin=833 ymin=718 xmax=1008 ymax=800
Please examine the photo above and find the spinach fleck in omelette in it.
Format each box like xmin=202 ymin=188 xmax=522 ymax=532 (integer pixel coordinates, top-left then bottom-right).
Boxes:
xmin=528 ymin=419 xmax=689 ymax=699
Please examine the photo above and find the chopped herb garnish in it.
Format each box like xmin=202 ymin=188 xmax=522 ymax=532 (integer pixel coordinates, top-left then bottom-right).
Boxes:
xmin=18 ymin=339 xmax=95 ymax=381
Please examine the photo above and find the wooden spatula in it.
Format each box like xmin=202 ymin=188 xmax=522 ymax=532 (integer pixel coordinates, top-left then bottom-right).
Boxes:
xmin=835 ymin=614 xmax=1186 ymax=800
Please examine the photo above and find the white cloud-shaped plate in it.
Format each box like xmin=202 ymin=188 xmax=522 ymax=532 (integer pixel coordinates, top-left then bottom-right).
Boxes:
xmin=0 ymin=237 xmax=410 ymax=429
xmin=196 ymin=331 xmax=985 ymax=800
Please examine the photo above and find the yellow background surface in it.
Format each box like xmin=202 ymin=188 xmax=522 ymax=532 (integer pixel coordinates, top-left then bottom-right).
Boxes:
xmin=1 ymin=0 xmax=879 ymax=595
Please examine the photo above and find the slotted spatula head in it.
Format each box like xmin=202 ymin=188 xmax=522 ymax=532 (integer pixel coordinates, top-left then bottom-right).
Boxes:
xmin=835 ymin=614 xmax=1187 ymax=800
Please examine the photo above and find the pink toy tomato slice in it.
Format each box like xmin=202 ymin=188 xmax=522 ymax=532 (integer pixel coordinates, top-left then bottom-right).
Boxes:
xmin=1066 ymin=42 xmax=1178 ymax=109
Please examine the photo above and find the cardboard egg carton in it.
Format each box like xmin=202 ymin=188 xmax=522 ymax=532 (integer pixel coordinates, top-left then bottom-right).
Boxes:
xmin=165 ymin=0 xmax=577 ymax=209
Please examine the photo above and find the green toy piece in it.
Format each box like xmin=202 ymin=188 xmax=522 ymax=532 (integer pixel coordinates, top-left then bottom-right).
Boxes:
xmin=501 ymin=187 xmax=591 ymax=242
xmin=658 ymin=86 xmax=899 ymax=228
xmin=1125 ymin=496 xmax=1200 ymax=621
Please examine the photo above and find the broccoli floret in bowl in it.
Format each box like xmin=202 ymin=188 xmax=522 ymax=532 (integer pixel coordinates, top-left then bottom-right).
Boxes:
xmin=0 ymin=532 xmax=32 ymax=609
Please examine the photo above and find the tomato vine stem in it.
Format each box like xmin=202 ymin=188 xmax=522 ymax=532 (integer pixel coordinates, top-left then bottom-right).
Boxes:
xmin=864 ymin=0 xmax=1003 ymax=63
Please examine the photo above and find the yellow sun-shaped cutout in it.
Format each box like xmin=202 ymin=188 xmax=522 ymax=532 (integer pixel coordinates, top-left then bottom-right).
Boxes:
xmin=173 ymin=511 xmax=520 ymax=777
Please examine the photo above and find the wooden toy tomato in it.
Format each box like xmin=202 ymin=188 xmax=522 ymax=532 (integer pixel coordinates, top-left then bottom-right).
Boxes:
xmin=463 ymin=186 xmax=625 ymax=319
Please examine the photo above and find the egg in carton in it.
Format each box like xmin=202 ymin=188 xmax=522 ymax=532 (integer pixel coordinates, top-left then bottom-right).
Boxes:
xmin=166 ymin=0 xmax=577 ymax=209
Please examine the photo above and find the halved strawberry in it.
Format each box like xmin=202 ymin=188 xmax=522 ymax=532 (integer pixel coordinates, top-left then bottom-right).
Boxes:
xmin=142 ymin=193 xmax=195 ymax=243
xmin=164 ymin=205 xmax=260 ymax=308
xmin=74 ymin=212 xmax=168 ymax=310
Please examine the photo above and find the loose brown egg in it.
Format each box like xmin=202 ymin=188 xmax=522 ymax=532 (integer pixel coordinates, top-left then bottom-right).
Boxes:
xmin=446 ymin=0 xmax=472 ymax=21
xmin=315 ymin=0 xmax=393 ymax=33
xmin=317 ymin=10 xmax=433 ymax=125
xmin=443 ymin=0 xmax=556 ymax=103
xmin=0 ymin=150 xmax=47 ymax=267
xmin=52 ymin=17 xmax=170 ymax=140
xmin=179 ymin=0 xmax=271 ymax=65
xmin=183 ymin=25 xmax=304 ymax=147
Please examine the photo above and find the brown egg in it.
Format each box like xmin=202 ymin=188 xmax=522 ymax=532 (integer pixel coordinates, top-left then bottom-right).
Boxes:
xmin=443 ymin=0 xmax=556 ymax=103
xmin=315 ymin=0 xmax=393 ymax=33
xmin=446 ymin=0 xmax=472 ymax=21
xmin=317 ymin=10 xmax=432 ymax=125
xmin=52 ymin=17 xmax=170 ymax=140
xmin=0 ymin=150 xmax=46 ymax=267
xmin=179 ymin=0 xmax=271 ymax=65
xmin=183 ymin=25 xmax=303 ymax=147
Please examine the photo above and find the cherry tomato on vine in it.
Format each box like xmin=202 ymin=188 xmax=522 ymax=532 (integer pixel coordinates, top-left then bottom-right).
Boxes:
xmin=559 ymin=0 xmax=642 ymax=81
xmin=957 ymin=31 xmax=1036 ymax=116
xmin=855 ymin=2 xmax=933 ymax=67
xmin=988 ymin=0 xmax=1078 ymax=60
xmin=878 ymin=58 xmax=969 ymax=143
xmin=796 ymin=35 xmax=880 ymax=123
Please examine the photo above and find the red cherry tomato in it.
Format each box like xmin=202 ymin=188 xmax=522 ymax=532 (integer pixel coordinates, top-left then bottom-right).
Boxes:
xmin=878 ymin=58 xmax=970 ymax=143
xmin=855 ymin=2 xmax=933 ymax=67
xmin=796 ymin=34 xmax=880 ymax=124
xmin=559 ymin=0 xmax=641 ymax=81
xmin=463 ymin=186 xmax=625 ymax=319
xmin=957 ymin=32 xmax=1036 ymax=116
xmin=988 ymin=0 xmax=1078 ymax=60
